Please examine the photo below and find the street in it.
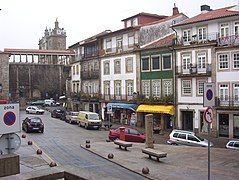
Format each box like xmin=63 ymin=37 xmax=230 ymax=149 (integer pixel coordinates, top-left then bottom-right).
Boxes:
xmin=19 ymin=110 xmax=148 ymax=180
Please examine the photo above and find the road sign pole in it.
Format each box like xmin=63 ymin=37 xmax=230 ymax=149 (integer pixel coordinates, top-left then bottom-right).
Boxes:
xmin=208 ymin=123 xmax=210 ymax=180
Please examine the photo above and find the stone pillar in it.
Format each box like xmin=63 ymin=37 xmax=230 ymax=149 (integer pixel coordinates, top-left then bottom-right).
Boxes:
xmin=145 ymin=114 xmax=154 ymax=148
xmin=229 ymin=113 xmax=234 ymax=139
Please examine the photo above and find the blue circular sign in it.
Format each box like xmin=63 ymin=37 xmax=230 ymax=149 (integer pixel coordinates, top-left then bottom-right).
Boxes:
xmin=3 ymin=111 xmax=16 ymax=126
xmin=206 ymin=89 xmax=213 ymax=101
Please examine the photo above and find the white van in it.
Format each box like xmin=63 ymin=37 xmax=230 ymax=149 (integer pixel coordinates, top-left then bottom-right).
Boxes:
xmin=44 ymin=99 xmax=55 ymax=106
xmin=77 ymin=111 xmax=102 ymax=129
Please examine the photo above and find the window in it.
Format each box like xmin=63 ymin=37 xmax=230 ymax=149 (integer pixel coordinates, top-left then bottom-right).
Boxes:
xmin=219 ymin=54 xmax=229 ymax=69
xmin=104 ymin=61 xmax=110 ymax=75
xmin=128 ymin=34 xmax=134 ymax=47
xmin=142 ymin=80 xmax=150 ymax=97
xmin=228 ymin=142 xmax=234 ymax=147
xmin=76 ymin=65 xmax=79 ymax=75
xmin=219 ymin=84 xmax=229 ymax=101
xmin=220 ymin=23 xmax=229 ymax=38
xmin=114 ymin=81 xmax=121 ymax=96
xmin=188 ymin=135 xmax=200 ymax=142
xmin=116 ymin=36 xmax=123 ymax=51
xmin=126 ymin=20 xmax=131 ymax=28
xmin=104 ymin=81 xmax=110 ymax=95
xmin=126 ymin=57 xmax=133 ymax=73
xmin=183 ymin=29 xmax=191 ymax=42
xmin=163 ymin=79 xmax=172 ymax=96
xmin=106 ymin=39 xmax=112 ymax=52
xmin=235 ymin=142 xmax=239 ymax=148
xmin=235 ymin=22 xmax=239 ymax=36
xmin=73 ymin=66 xmax=75 ymax=75
xmin=233 ymin=53 xmax=239 ymax=69
xmin=151 ymin=55 xmax=160 ymax=70
xmin=178 ymin=133 xmax=186 ymax=139
xmin=141 ymin=57 xmax=150 ymax=71
xmin=182 ymin=54 xmax=191 ymax=70
xmin=126 ymin=80 xmax=134 ymax=96
xmin=162 ymin=54 xmax=172 ymax=70
xmin=132 ymin=18 xmax=138 ymax=26
xmin=197 ymin=52 xmax=206 ymax=69
xmin=114 ymin=59 xmax=121 ymax=74
xmin=152 ymin=80 xmax=161 ymax=97
xmin=197 ymin=80 xmax=206 ymax=95
xmin=233 ymin=84 xmax=239 ymax=101
xmin=182 ymin=80 xmax=192 ymax=95
xmin=173 ymin=133 xmax=179 ymax=137
xmin=198 ymin=27 xmax=207 ymax=40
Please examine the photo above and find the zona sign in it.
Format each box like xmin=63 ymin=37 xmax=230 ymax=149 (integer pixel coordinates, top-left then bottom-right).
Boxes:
xmin=3 ymin=111 xmax=16 ymax=126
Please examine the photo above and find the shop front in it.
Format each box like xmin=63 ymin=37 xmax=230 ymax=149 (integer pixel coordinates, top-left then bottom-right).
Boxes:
xmin=106 ymin=102 xmax=137 ymax=125
xmin=136 ymin=104 xmax=174 ymax=131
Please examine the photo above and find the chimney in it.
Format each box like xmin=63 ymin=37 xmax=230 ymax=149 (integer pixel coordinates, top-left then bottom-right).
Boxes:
xmin=173 ymin=3 xmax=179 ymax=16
xmin=201 ymin=5 xmax=212 ymax=13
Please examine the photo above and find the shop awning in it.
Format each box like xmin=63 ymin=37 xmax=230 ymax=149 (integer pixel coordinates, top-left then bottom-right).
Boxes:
xmin=136 ymin=104 xmax=174 ymax=115
xmin=107 ymin=103 xmax=137 ymax=112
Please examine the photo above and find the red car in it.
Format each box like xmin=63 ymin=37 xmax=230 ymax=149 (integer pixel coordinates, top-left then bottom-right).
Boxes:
xmin=109 ymin=127 xmax=146 ymax=143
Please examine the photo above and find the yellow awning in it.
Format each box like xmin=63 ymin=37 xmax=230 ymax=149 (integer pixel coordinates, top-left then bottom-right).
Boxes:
xmin=136 ymin=104 xmax=174 ymax=115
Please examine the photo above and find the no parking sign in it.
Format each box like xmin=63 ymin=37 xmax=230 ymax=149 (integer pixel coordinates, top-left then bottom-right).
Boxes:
xmin=0 ymin=104 xmax=20 ymax=134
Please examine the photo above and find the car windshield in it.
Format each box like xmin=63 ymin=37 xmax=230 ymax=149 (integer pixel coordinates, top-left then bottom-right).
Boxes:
xmin=31 ymin=118 xmax=42 ymax=123
xmin=195 ymin=135 xmax=204 ymax=141
xmin=89 ymin=114 xmax=99 ymax=120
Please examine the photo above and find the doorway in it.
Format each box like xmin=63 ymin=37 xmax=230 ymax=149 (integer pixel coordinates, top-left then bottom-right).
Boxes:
xmin=219 ymin=114 xmax=229 ymax=137
xmin=181 ymin=111 xmax=193 ymax=131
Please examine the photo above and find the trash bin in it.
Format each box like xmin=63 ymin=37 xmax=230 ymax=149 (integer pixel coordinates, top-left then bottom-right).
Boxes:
xmin=119 ymin=126 xmax=125 ymax=141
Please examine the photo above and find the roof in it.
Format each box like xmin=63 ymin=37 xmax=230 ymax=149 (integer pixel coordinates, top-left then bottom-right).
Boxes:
xmin=4 ymin=48 xmax=75 ymax=55
xmin=142 ymin=34 xmax=174 ymax=49
xmin=121 ymin=12 xmax=167 ymax=21
xmin=173 ymin=5 xmax=239 ymax=27
xmin=98 ymin=26 xmax=140 ymax=38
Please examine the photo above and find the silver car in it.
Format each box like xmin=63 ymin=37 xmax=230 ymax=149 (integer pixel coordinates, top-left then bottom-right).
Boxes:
xmin=167 ymin=129 xmax=213 ymax=147
xmin=226 ymin=140 xmax=239 ymax=150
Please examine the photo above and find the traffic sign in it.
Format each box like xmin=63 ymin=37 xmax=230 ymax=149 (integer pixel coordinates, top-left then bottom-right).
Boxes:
xmin=0 ymin=133 xmax=21 ymax=154
xmin=0 ymin=104 xmax=20 ymax=134
xmin=204 ymin=107 xmax=213 ymax=123
xmin=203 ymin=83 xmax=215 ymax=107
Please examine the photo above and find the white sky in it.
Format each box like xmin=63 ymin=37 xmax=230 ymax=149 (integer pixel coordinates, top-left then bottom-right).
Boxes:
xmin=0 ymin=0 xmax=238 ymax=51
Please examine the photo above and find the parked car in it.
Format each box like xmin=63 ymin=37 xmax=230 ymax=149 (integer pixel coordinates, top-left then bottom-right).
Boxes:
xmin=109 ymin=127 xmax=146 ymax=143
xmin=167 ymin=129 xmax=213 ymax=147
xmin=77 ymin=111 xmax=102 ymax=129
xmin=29 ymin=100 xmax=45 ymax=106
xmin=51 ymin=109 xmax=65 ymax=118
xmin=22 ymin=117 xmax=44 ymax=133
xmin=65 ymin=111 xmax=79 ymax=124
xmin=226 ymin=140 xmax=239 ymax=150
xmin=26 ymin=106 xmax=44 ymax=114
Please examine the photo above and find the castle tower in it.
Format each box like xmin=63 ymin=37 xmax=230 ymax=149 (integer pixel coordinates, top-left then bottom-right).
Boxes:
xmin=39 ymin=19 xmax=66 ymax=50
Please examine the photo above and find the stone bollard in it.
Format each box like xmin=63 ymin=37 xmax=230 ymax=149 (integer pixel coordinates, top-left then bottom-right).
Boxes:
xmin=49 ymin=161 xmax=57 ymax=167
xmin=27 ymin=141 xmax=33 ymax=145
xmin=36 ymin=149 xmax=42 ymax=155
xmin=21 ymin=134 xmax=26 ymax=138
xmin=142 ymin=167 xmax=149 ymax=174
xmin=145 ymin=114 xmax=154 ymax=148
xmin=86 ymin=140 xmax=90 ymax=148
xmin=108 ymin=153 xmax=114 ymax=159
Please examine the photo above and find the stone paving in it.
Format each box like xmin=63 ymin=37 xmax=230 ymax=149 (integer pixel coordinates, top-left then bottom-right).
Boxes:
xmin=82 ymin=141 xmax=239 ymax=180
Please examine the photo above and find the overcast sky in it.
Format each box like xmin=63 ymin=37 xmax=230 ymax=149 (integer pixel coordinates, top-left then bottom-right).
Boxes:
xmin=0 ymin=0 xmax=238 ymax=51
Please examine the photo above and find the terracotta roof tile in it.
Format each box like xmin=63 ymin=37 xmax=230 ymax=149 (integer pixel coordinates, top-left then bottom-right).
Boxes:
xmin=173 ymin=6 xmax=239 ymax=27
xmin=142 ymin=34 xmax=174 ymax=49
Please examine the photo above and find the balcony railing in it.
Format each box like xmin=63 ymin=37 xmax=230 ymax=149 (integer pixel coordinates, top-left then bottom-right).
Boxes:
xmin=217 ymin=35 xmax=239 ymax=46
xmin=176 ymin=64 xmax=211 ymax=76
xmin=103 ymin=94 xmax=134 ymax=101
xmin=100 ymin=44 xmax=139 ymax=56
xmin=177 ymin=33 xmax=217 ymax=46
xmin=216 ymin=97 xmax=239 ymax=108
xmin=81 ymin=70 xmax=100 ymax=80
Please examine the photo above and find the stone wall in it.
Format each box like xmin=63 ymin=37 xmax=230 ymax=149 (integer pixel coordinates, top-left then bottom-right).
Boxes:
xmin=0 ymin=52 xmax=9 ymax=100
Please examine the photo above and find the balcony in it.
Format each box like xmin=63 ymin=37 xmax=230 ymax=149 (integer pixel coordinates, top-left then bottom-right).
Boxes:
xmin=177 ymin=33 xmax=217 ymax=46
xmin=102 ymin=94 xmax=134 ymax=102
xmin=215 ymin=97 xmax=239 ymax=109
xmin=176 ymin=64 xmax=211 ymax=77
xmin=100 ymin=45 xmax=139 ymax=56
xmin=217 ymin=35 xmax=239 ymax=46
xmin=81 ymin=70 xmax=100 ymax=80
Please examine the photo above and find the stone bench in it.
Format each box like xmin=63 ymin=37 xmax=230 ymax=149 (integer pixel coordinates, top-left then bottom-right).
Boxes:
xmin=142 ymin=148 xmax=167 ymax=161
xmin=114 ymin=140 xmax=132 ymax=151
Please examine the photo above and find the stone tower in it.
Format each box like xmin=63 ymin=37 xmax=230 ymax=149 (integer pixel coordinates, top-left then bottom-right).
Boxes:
xmin=39 ymin=19 xmax=66 ymax=50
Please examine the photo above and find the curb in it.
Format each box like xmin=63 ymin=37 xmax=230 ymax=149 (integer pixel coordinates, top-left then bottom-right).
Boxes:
xmin=80 ymin=144 xmax=153 ymax=180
